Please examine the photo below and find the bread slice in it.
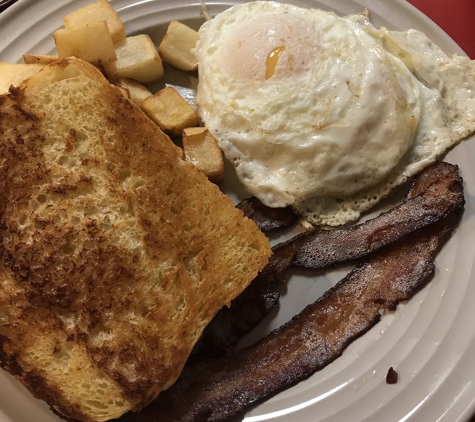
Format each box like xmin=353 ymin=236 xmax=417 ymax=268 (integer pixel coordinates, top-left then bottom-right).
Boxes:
xmin=0 ymin=58 xmax=271 ymax=422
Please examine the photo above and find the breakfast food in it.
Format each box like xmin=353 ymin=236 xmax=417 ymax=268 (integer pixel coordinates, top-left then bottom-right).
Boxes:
xmin=194 ymin=1 xmax=475 ymax=226
xmin=0 ymin=57 xmax=271 ymax=422
xmin=188 ymin=162 xmax=465 ymax=359
xmin=236 ymin=196 xmax=298 ymax=232
xmin=22 ymin=54 xmax=60 ymax=65
xmin=292 ymin=163 xmax=464 ymax=268
xmin=54 ymin=20 xmax=117 ymax=65
xmin=0 ymin=62 xmax=44 ymax=94
xmin=2 ymin=0 xmax=204 ymax=179
xmin=182 ymin=127 xmax=224 ymax=182
xmin=190 ymin=269 xmax=281 ymax=360
xmin=0 ymin=1 xmax=472 ymax=421
xmin=63 ymin=0 xmax=126 ymax=44
xmin=103 ymin=34 xmax=164 ymax=83
xmin=128 ymin=177 xmax=463 ymax=421
xmin=142 ymin=86 xmax=200 ymax=138
xmin=111 ymin=77 xmax=152 ymax=107
xmin=159 ymin=20 xmax=200 ymax=71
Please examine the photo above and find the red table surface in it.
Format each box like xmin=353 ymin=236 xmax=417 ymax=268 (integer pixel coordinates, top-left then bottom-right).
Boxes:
xmin=407 ymin=0 xmax=475 ymax=58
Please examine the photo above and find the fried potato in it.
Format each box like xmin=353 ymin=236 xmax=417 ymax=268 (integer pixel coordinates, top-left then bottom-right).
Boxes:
xmin=0 ymin=62 xmax=44 ymax=95
xmin=142 ymin=87 xmax=199 ymax=138
xmin=182 ymin=127 xmax=224 ymax=182
xmin=104 ymin=35 xmax=163 ymax=84
xmin=159 ymin=21 xmax=200 ymax=71
xmin=22 ymin=54 xmax=59 ymax=65
xmin=63 ymin=0 xmax=126 ymax=44
xmin=54 ymin=21 xmax=117 ymax=66
xmin=112 ymin=77 xmax=152 ymax=107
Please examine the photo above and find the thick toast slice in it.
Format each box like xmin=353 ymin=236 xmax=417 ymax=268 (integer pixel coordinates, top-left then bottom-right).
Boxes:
xmin=0 ymin=58 xmax=271 ymax=422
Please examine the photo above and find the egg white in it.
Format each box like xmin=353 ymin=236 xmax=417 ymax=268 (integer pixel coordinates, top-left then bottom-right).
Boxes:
xmin=295 ymin=17 xmax=475 ymax=226
xmin=195 ymin=2 xmax=475 ymax=226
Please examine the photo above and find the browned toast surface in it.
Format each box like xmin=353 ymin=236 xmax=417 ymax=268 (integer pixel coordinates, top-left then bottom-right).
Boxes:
xmin=0 ymin=58 xmax=271 ymax=422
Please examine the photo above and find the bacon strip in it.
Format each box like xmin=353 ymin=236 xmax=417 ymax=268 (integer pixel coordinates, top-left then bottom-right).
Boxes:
xmin=237 ymin=196 xmax=297 ymax=232
xmin=189 ymin=277 xmax=280 ymax=360
xmin=192 ymin=163 xmax=463 ymax=359
xmin=123 ymin=207 xmax=461 ymax=422
xmin=293 ymin=162 xmax=463 ymax=268
xmin=406 ymin=161 xmax=458 ymax=199
xmin=189 ymin=229 xmax=302 ymax=360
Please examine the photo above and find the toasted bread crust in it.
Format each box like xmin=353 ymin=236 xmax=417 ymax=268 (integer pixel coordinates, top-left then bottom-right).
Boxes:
xmin=0 ymin=58 xmax=271 ymax=421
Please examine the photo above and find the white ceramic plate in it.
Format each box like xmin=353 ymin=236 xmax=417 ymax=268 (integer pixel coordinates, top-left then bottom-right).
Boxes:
xmin=1 ymin=1 xmax=475 ymax=422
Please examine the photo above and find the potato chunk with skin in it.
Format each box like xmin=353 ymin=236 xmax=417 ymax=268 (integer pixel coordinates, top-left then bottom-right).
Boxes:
xmin=63 ymin=0 xmax=126 ymax=44
xmin=22 ymin=54 xmax=59 ymax=65
xmin=159 ymin=21 xmax=200 ymax=71
xmin=112 ymin=77 xmax=152 ymax=107
xmin=0 ymin=63 xmax=44 ymax=95
xmin=182 ymin=127 xmax=224 ymax=183
xmin=142 ymin=87 xmax=199 ymax=138
xmin=104 ymin=35 xmax=164 ymax=84
xmin=54 ymin=21 xmax=117 ymax=66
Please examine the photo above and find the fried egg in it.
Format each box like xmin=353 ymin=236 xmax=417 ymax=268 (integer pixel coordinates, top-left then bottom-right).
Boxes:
xmin=195 ymin=1 xmax=475 ymax=226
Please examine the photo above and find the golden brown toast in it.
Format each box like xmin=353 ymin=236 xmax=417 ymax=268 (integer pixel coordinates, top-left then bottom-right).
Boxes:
xmin=0 ymin=58 xmax=271 ymax=422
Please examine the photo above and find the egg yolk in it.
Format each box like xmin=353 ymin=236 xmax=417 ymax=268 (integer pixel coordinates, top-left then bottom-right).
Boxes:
xmin=265 ymin=46 xmax=286 ymax=79
xmin=219 ymin=13 xmax=318 ymax=83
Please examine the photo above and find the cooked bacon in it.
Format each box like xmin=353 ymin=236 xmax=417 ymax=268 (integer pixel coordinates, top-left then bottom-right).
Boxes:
xmin=124 ymin=207 xmax=461 ymax=422
xmin=190 ymin=163 xmax=463 ymax=360
xmin=406 ymin=161 xmax=457 ymax=199
xmin=190 ymin=277 xmax=280 ymax=360
xmin=190 ymin=230 xmax=307 ymax=359
xmin=237 ymin=196 xmax=297 ymax=232
xmin=236 ymin=162 xmax=459 ymax=236
xmin=189 ymin=234 xmax=302 ymax=360
xmin=293 ymin=162 xmax=463 ymax=268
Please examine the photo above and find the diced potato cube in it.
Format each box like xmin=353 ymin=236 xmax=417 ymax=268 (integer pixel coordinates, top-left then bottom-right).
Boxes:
xmin=142 ymin=87 xmax=199 ymax=138
xmin=22 ymin=54 xmax=59 ymax=65
xmin=182 ymin=127 xmax=224 ymax=182
xmin=54 ymin=21 xmax=117 ymax=66
xmin=63 ymin=0 xmax=126 ymax=44
xmin=0 ymin=63 xmax=44 ymax=95
xmin=104 ymin=35 xmax=163 ymax=84
xmin=112 ymin=77 xmax=151 ymax=107
xmin=159 ymin=21 xmax=199 ymax=71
